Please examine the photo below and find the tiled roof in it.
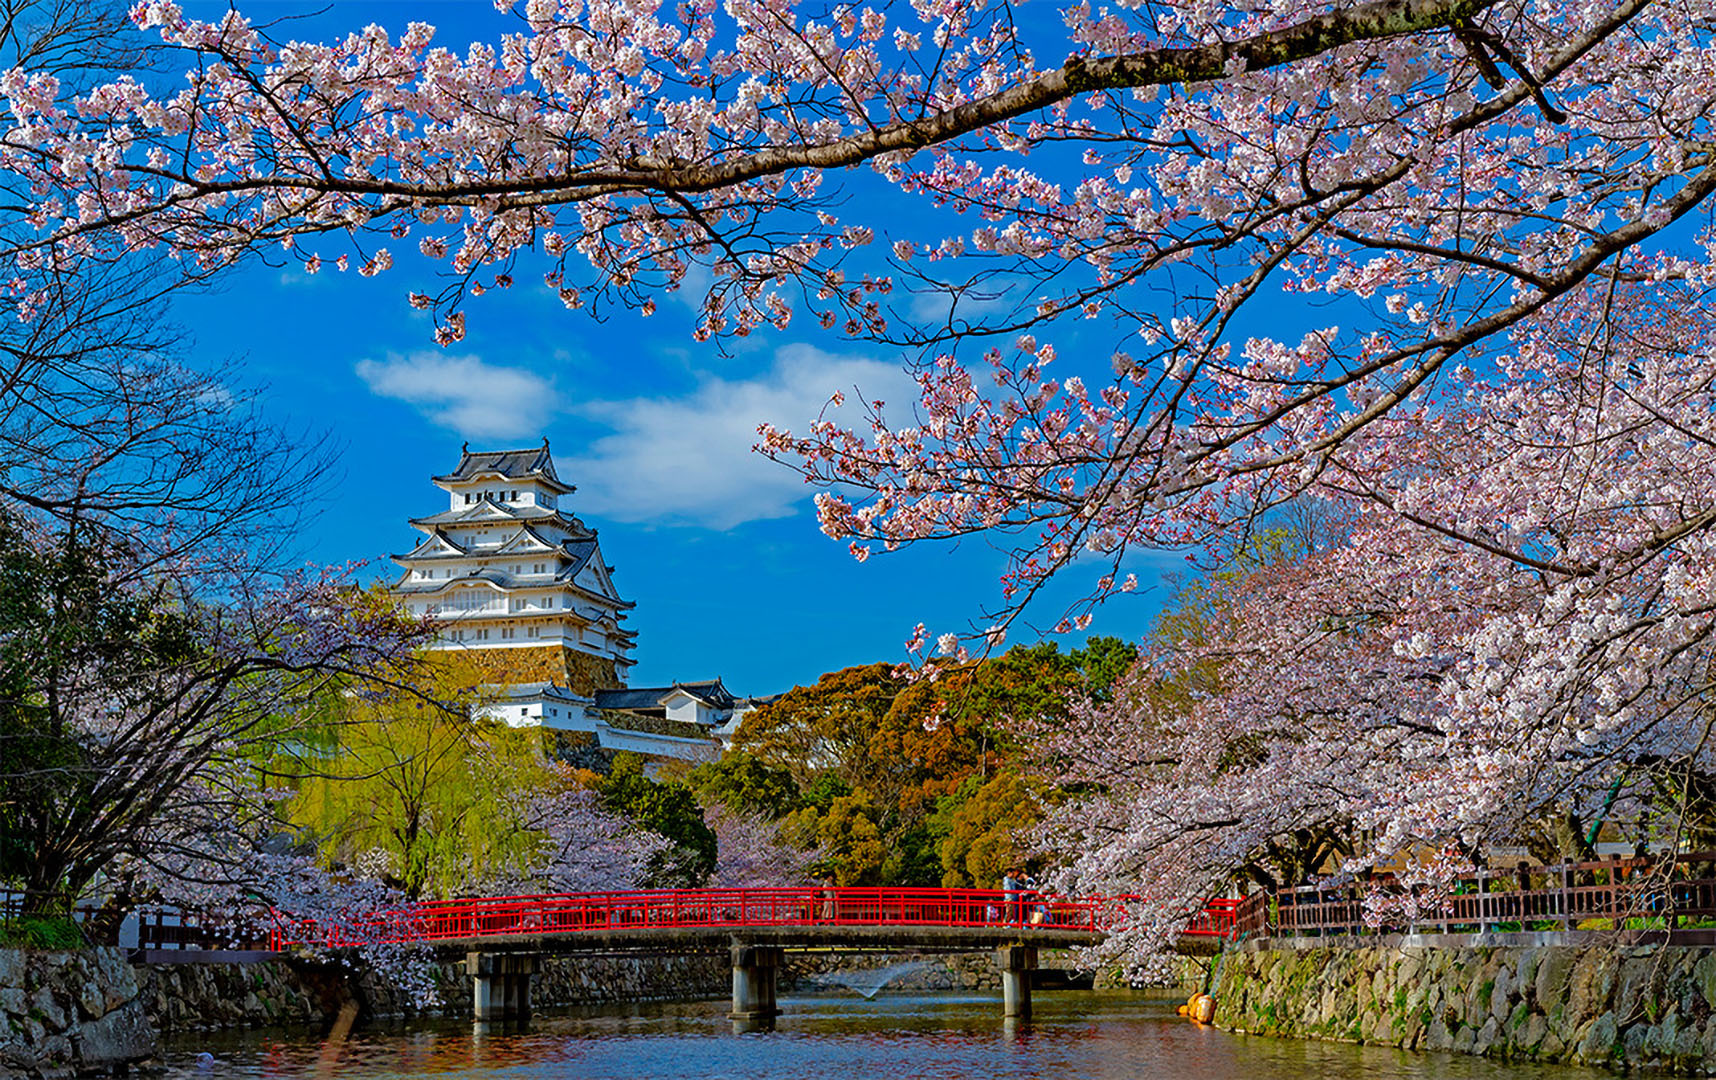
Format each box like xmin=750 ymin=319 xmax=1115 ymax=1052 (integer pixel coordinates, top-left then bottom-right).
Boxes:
xmin=491 ymin=682 xmax=594 ymax=704
xmin=593 ymin=679 xmax=738 ymax=713
xmin=397 ymin=531 xmax=468 ymax=560
xmin=669 ymin=679 xmax=737 ymax=709
xmin=391 ymin=568 xmax=513 ymax=594
xmin=393 ymin=533 xmax=600 ymax=574
xmin=592 ymin=687 xmax=673 ymax=711
xmin=434 ymin=441 xmax=575 ymax=493
xmin=408 ymin=503 xmax=591 ymax=533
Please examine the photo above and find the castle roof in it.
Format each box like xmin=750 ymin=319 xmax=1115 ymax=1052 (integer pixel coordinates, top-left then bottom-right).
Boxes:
xmin=491 ymin=682 xmax=594 ymax=705
xmin=594 ymin=679 xmax=737 ymax=713
xmin=389 ymin=536 xmax=638 ymax=613
xmin=408 ymin=502 xmax=593 ymax=535
xmin=394 ymin=524 xmax=569 ymax=562
xmin=434 ymin=440 xmax=575 ymax=494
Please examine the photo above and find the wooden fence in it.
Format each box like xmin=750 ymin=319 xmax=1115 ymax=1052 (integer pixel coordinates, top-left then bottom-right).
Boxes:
xmin=1229 ymin=851 xmax=1716 ymax=940
xmin=132 ymin=906 xmax=272 ymax=952
xmin=0 ymin=891 xmax=272 ymax=952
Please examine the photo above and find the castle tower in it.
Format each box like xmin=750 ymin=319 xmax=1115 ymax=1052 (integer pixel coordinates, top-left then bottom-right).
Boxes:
xmin=389 ymin=441 xmax=634 ymax=695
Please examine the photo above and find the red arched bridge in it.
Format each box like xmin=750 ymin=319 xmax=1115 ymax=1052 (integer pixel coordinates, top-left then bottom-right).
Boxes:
xmin=268 ymin=887 xmax=1239 ymax=1024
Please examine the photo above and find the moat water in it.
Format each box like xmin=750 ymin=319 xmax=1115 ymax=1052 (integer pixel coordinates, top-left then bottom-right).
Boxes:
xmin=158 ymin=991 xmax=1611 ymax=1079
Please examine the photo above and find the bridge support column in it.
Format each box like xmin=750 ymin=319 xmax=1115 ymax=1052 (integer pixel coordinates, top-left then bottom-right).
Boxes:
xmin=730 ymin=941 xmax=783 ymax=1022
xmin=468 ymin=952 xmax=539 ymax=1022
xmin=996 ymin=944 xmax=1036 ymax=1019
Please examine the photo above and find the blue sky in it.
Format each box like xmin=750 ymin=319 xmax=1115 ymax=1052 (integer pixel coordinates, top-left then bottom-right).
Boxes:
xmin=167 ymin=0 xmax=1206 ymax=694
xmin=176 ymin=246 xmax=1181 ymax=695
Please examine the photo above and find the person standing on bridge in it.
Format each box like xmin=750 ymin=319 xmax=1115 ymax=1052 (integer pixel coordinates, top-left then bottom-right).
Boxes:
xmin=1001 ymin=870 xmax=1022 ymax=925
xmin=1024 ymin=873 xmax=1048 ymax=925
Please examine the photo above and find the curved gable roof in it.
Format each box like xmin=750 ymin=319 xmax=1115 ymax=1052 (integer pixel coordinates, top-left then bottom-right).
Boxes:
xmin=434 ymin=441 xmax=575 ymax=494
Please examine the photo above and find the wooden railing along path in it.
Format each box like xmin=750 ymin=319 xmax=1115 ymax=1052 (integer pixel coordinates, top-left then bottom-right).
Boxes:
xmin=1226 ymin=851 xmax=1716 ymax=941
xmin=0 ymin=890 xmax=272 ymax=953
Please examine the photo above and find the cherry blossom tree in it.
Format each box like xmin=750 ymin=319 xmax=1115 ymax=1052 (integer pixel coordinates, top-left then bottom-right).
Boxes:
xmin=705 ymin=802 xmax=825 ymax=886
xmin=0 ymin=0 xmax=1704 ymax=627
xmin=481 ymin=765 xmax=670 ymax=893
xmin=1034 ymin=289 xmax=1716 ymax=955
xmin=13 ymin=0 xmax=1716 ymax=962
xmin=0 ymin=504 xmax=432 ymax=921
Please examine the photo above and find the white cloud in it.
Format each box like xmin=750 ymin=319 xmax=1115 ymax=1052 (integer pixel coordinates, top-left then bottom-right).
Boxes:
xmin=564 ymin=344 xmax=916 ymax=530
xmin=356 ymin=351 xmax=560 ymax=441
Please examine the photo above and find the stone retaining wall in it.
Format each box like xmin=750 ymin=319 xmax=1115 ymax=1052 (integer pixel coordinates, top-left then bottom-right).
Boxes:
xmin=136 ymin=949 xmax=1049 ymax=1032
xmin=138 ymin=952 xmax=735 ymax=1032
xmin=1211 ymin=940 xmax=1716 ymax=1073
xmin=136 ymin=958 xmax=353 ymax=1032
xmin=788 ymin=952 xmax=1013 ymax=993
xmin=0 ymin=949 xmax=154 ymax=1079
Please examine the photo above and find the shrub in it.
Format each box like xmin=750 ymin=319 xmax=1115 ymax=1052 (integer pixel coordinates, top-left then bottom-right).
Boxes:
xmin=0 ymin=917 xmax=84 ymax=949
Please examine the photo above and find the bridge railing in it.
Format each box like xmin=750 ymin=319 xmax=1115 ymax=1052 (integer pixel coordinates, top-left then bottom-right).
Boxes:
xmin=1180 ymin=897 xmax=1242 ymax=938
xmin=270 ymin=886 xmax=1133 ymax=950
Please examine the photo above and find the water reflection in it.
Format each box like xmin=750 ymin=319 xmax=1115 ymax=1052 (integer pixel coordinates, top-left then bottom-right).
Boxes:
xmin=162 ymin=992 xmax=1614 ymax=1080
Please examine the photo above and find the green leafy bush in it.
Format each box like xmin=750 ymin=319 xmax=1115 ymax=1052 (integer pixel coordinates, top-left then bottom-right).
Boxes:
xmin=0 ymin=917 xmax=84 ymax=949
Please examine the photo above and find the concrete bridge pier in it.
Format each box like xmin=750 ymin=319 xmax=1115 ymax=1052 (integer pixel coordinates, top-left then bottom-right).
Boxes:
xmin=730 ymin=941 xmax=783 ymax=1022
xmin=468 ymin=952 xmax=539 ymax=1022
xmin=996 ymin=944 xmax=1037 ymax=1019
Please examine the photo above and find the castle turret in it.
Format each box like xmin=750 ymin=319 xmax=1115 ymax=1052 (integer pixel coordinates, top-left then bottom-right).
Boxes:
xmin=389 ymin=440 xmax=634 ymax=694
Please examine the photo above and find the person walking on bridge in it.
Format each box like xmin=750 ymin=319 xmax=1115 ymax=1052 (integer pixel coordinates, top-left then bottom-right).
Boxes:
xmin=1001 ymin=870 xmax=1022 ymax=925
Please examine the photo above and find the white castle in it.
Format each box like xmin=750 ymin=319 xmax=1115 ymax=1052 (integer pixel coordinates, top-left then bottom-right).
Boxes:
xmin=389 ymin=442 xmax=769 ymax=759
xmin=390 ymin=441 xmax=636 ymax=689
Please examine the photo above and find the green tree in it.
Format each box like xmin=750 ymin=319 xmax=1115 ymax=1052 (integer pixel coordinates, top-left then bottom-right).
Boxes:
xmin=686 ymin=751 xmax=802 ymax=820
xmin=0 ymin=509 xmax=420 ymax=926
xmin=594 ymin=753 xmax=717 ymax=886
xmin=0 ymin=514 xmax=195 ymax=913
xmin=733 ymin=644 xmax=1135 ymax=887
xmin=736 ymin=663 xmax=902 ymax=796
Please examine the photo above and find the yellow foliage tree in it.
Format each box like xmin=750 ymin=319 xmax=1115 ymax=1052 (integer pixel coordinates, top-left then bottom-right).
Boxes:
xmin=934 ymin=773 xmax=1043 ymax=888
xmin=782 ymin=793 xmax=886 ymax=885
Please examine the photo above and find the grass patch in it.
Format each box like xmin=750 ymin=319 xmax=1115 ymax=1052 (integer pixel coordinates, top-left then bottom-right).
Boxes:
xmin=0 ymin=917 xmax=84 ymax=949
